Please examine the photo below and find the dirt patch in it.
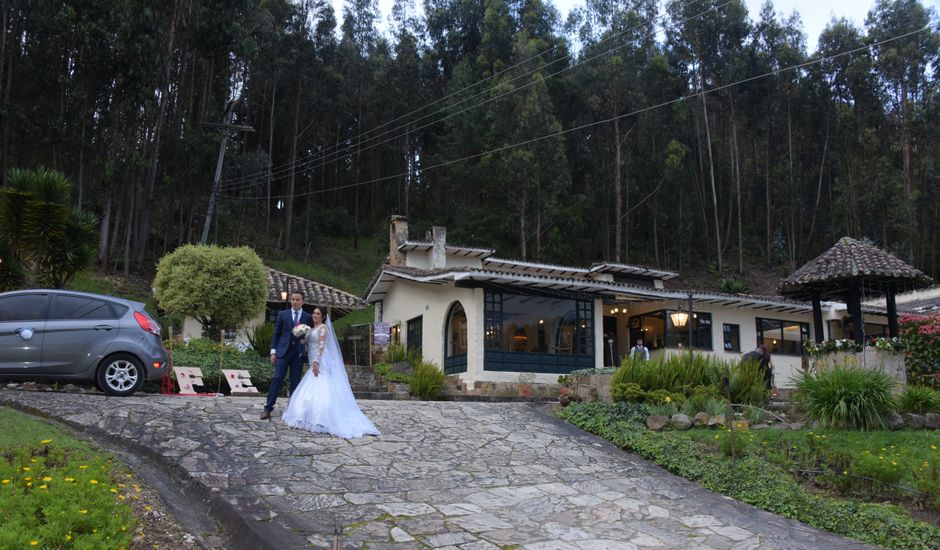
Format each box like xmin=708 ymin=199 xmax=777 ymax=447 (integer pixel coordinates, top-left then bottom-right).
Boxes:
xmin=123 ymin=468 xmax=201 ymax=550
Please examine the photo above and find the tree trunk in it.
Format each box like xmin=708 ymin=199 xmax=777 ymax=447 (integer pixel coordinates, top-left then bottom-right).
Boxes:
xmin=266 ymin=80 xmax=276 ymax=249
xmin=807 ymin=119 xmax=829 ymax=249
xmin=614 ymin=118 xmax=622 ymax=263
xmin=284 ymin=76 xmax=302 ymax=249
xmin=97 ymin=196 xmax=112 ymax=272
xmin=135 ymin=1 xmax=180 ymax=267
xmin=765 ymin=122 xmax=772 ymax=266
xmin=123 ymin=183 xmax=136 ymax=277
xmin=699 ymin=67 xmax=722 ymax=273
xmin=731 ymin=99 xmax=742 ymax=273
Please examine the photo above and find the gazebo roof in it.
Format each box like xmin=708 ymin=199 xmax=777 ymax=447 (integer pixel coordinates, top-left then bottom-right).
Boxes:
xmin=266 ymin=267 xmax=366 ymax=318
xmin=778 ymin=237 xmax=933 ymax=299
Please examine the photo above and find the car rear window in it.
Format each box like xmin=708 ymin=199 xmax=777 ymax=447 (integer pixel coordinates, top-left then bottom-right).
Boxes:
xmin=110 ymin=303 xmax=129 ymax=318
xmin=49 ymin=295 xmax=118 ymax=320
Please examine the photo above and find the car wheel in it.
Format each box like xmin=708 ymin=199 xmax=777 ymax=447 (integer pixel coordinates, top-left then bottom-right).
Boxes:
xmin=97 ymin=353 xmax=144 ymax=396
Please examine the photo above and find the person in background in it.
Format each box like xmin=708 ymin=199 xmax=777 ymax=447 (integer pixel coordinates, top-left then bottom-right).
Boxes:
xmin=742 ymin=344 xmax=773 ymax=391
xmin=629 ymin=338 xmax=650 ymax=362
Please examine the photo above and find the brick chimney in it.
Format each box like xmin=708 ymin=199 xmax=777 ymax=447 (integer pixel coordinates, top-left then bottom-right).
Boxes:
xmin=388 ymin=215 xmax=408 ymax=266
xmin=431 ymin=226 xmax=446 ymax=269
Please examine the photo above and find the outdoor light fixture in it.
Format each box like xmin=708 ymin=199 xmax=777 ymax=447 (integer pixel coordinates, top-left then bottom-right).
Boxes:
xmin=670 ymin=307 xmax=689 ymax=328
xmin=280 ymin=290 xmax=288 ymax=302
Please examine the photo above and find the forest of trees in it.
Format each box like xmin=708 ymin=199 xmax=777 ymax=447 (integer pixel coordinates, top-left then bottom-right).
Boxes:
xmin=2 ymin=0 xmax=939 ymax=284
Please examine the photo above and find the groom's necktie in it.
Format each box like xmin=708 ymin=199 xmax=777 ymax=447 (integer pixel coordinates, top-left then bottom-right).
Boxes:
xmin=292 ymin=311 xmax=299 ymax=326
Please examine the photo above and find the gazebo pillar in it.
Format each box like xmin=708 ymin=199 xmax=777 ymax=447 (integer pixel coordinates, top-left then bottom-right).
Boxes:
xmin=810 ymin=290 xmax=824 ymax=343
xmin=886 ymin=291 xmax=899 ymax=338
xmin=847 ymin=280 xmax=864 ymax=345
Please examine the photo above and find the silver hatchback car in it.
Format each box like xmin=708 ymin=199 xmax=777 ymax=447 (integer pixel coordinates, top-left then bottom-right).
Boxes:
xmin=0 ymin=289 xmax=168 ymax=396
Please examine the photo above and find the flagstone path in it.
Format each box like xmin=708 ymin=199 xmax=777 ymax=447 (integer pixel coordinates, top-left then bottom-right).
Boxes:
xmin=0 ymin=388 xmax=876 ymax=549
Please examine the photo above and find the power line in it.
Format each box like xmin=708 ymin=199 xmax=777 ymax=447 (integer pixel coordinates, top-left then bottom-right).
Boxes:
xmin=220 ymin=26 xmax=929 ymax=203
xmin=218 ymin=0 xmax=724 ymax=192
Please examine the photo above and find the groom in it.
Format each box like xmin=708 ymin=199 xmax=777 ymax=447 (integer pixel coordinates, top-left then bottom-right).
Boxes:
xmin=261 ymin=290 xmax=312 ymax=420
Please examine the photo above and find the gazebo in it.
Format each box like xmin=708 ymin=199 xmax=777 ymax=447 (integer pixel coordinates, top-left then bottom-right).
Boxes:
xmin=778 ymin=237 xmax=933 ymax=344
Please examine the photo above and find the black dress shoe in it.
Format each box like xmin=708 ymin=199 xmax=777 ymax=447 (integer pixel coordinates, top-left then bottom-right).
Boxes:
xmin=260 ymin=409 xmax=271 ymax=420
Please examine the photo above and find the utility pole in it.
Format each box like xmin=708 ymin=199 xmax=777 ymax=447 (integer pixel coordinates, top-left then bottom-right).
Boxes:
xmin=201 ymin=99 xmax=253 ymax=244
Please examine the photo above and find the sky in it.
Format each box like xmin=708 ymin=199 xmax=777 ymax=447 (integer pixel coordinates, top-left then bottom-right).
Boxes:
xmin=343 ymin=0 xmax=940 ymax=52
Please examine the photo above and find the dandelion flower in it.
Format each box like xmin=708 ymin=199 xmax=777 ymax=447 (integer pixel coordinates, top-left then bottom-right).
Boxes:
xmin=932 ymin=445 xmax=937 ymax=450
xmin=119 ymin=495 xmax=126 ymax=500
xmin=40 ymin=439 xmax=52 ymax=444
xmin=22 ymin=467 xmax=30 ymax=472
xmin=64 ymin=477 xmax=74 ymax=482
xmin=1 ymin=480 xmax=9 ymax=484
xmin=30 ymin=541 xmax=38 ymax=546
xmin=39 ymin=484 xmax=47 ymax=490
xmin=79 ymin=465 xmax=88 ymax=470
xmin=24 ymin=477 xmax=31 ymax=481
xmin=42 ymin=476 xmax=52 ymax=482
xmin=66 ymin=534 xmax=72 ymax=542
xmin=110 ymin=488 xmax=117 ymax=493
xmin=79 ymin=509 xmax=88 ymax=514
xmin=89 ymin=479 xmax=99 ymax=484
xmin=145 ymin=505 xmax=152 ymax=512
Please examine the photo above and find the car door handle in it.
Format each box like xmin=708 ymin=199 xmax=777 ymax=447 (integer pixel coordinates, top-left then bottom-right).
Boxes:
xmin=94 ymin=325 xmax=115 ymax=331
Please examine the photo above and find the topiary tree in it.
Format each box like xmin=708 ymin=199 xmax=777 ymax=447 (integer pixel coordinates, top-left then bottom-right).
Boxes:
xmin=0 ymin=167 xmax=97 ymax=289
xmin=154 ymin=244 xmax=268 ymax=335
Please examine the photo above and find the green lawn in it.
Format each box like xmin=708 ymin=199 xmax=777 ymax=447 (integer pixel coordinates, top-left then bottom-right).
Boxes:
xmin=0 ymin=407 xmax=137 ymax=548
xmin=686 ymin=426 xmax=940 ymax=506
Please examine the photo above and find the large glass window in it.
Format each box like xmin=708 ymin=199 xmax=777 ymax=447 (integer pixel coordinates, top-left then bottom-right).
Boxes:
xmin=490 ymin=293 xmax=592 ymax=355
xmin=827 ymin=319 xmax=888 ymax=341
xmin=757 ymin=318 xmax=809 ymax=356
xmin=629 ymin=310 xmax=712 ymax=350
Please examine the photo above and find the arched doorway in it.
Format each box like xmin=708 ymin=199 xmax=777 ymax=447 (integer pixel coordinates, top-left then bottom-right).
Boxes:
xmin=444 ymin=302 xmax=468 ymax=374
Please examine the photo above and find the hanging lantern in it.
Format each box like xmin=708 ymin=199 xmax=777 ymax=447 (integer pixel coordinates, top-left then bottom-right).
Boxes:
xmin=670 ymin=306 xmax=689 ymax=328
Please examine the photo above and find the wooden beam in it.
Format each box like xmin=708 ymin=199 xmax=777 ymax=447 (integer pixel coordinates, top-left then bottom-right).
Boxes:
xmin=887 ymin=291 xmax=899 ymax=338
xmin=811 ymin=290 xmax=824 ymax=343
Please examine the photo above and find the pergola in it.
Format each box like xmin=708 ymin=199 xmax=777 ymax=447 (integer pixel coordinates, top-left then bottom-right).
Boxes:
xmin=777 ymin=237 xmax=933 ymax=344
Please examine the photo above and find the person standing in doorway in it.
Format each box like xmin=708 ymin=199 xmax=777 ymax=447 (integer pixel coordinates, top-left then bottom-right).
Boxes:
xmin=261 ymin=290 xmax=312 ymax=420
xmin=629 ymin=338 xmax=650 ymax=362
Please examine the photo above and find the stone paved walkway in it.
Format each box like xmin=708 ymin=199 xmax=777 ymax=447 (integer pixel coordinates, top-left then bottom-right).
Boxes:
xmin=0 ymin=389 xmax=876 ymax=550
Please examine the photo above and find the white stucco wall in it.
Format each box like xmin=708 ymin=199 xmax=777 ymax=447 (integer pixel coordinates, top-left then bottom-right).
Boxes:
xmin=378 ymin=278 xmax=479 ymax=376
xmin=182 ymin=311 xmax=266 ymax=345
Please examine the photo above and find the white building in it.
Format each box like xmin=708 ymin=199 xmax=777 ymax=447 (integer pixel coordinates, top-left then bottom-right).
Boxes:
xmin=364 ymin=217 xmax=915 ymax=389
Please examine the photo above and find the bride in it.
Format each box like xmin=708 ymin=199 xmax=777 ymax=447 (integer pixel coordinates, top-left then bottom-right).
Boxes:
xmin=282 ymin=306 xmax=380 ymax=438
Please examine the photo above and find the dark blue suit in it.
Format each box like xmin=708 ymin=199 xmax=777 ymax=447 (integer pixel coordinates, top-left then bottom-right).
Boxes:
xmin=265 ymin=307 xmax=312 ymax=412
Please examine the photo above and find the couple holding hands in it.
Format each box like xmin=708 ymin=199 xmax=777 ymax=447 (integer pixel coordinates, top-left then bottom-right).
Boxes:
xmin=260 ymin=290 xmax=380 ymax=439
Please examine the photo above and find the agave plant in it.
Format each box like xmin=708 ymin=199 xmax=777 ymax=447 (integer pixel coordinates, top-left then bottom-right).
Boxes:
xmin=0 ymin=167 xmax=97 ymax=288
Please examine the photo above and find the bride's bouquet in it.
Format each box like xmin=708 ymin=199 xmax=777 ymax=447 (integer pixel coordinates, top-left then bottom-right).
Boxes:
xmin=292 ymin=324 xmax=311 ymax=338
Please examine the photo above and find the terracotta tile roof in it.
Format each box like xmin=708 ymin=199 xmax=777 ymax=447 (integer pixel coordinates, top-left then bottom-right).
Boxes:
xmin=266 ymin=267 xmax=366 ymax=312
xmin=778 ymin=237 xmax=933 ymax=298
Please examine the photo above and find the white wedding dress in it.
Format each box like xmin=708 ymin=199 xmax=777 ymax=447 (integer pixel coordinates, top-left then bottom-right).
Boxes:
xmin=282 ymin=318 xmax=380 ymax=438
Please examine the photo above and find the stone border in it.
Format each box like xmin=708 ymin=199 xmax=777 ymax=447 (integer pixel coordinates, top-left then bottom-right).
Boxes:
xmin=0 ymin=395 xmax=309 ymax=550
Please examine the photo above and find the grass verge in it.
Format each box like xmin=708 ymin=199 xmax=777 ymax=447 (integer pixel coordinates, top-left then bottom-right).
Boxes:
xmin=0 ymin=407 xmax=137 ymax=548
